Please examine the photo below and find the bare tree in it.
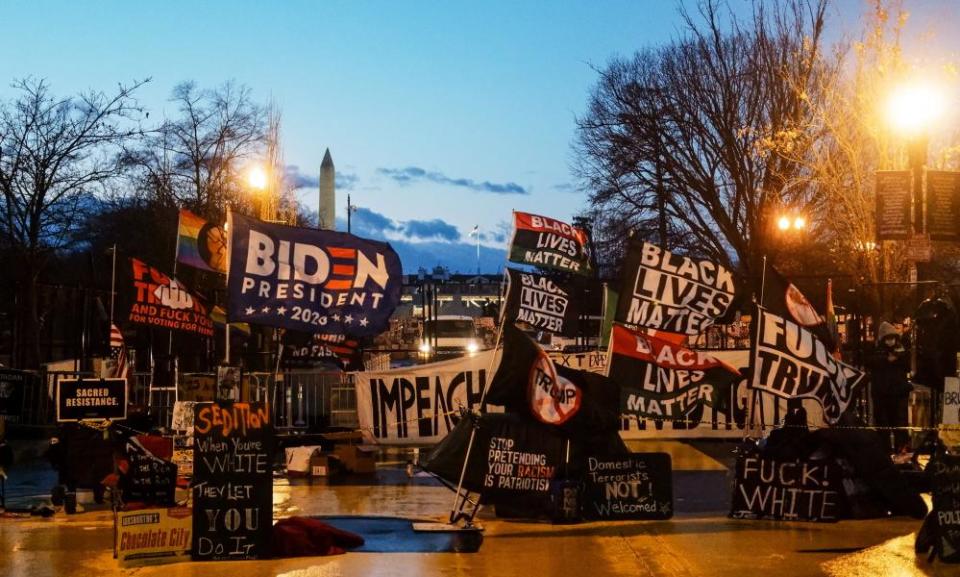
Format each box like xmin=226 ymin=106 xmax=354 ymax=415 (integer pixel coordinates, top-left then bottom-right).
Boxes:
xmin=0 ymin=77 xmax=147 ymax=367
xmin=127 ymin=81 xmax=266 ymax=218
xmin=575 ymin=0 xmax=832 ymax=294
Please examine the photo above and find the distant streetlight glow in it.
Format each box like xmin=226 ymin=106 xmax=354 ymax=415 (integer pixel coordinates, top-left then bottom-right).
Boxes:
xmin=792 ymin=216 xmax=806 ymax=230
xmin=777 ymin=216 xmax=791 ymax=231
xmin=885 ymin=83 xmax=945 ymax=136
xmin=247 ymin=165 xmax=268 ymax=191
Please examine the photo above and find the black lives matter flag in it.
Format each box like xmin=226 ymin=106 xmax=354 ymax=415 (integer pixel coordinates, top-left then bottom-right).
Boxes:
xmin=508 ymin=211 xmax=591 ymax=275
xmin=502 ymin=268 xmax=580 ymax=336
xmin=486 ymin=323 xmax=619 ymax=436
xmin=615 ymin=241 xmax=735 ymax=336
xmin=751 ymin=306 xmax=865 ymax=424
xmin=609 ymin=324 xmax=740 ymax=421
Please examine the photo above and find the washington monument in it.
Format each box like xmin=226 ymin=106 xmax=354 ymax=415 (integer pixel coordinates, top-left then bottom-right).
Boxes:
xmin=319 ymin=148 xmax=335 ymax=230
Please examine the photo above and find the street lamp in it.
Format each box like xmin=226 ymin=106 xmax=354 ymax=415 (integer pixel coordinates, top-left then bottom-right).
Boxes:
xmin=776 ymin=213 xmax=806 ymax=232
xmin=246 ymin=164 xmax=271 ymax=221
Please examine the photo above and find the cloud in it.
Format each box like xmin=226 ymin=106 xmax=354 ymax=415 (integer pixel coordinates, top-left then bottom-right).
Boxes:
xmin=402 ymin=219 xmax=461 ymax=242
xmin=553 ymin=183 xmax=577 ymax=193
xmin=284 ymin=165 xmax=358 ymax=191
xmin=349 ymin=206 xmax=400 ymax=237
xmin=377 ymin=166 xmax=527 ymax=195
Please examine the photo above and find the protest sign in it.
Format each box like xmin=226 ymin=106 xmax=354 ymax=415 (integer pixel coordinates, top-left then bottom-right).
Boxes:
xmin=581 ymin=453 xmax=673 ymax=520
xmin=127 ymin=258 xmax=213 ymax=337
xmin=354 ymin=351 xmax=493 ymax=444
xmin=508 ymin=212 xmax=591 ymax=275
xmin=116 ymin=507 xmax=192 ymax=566
xmin=0 ymin=369 xmax=27 ymax=416
xmin=927 ymin=171 xmax=960 ymax=241
xmin=615 ymin=241 xmax=735 ymax=335
xmin=57 ymin=378 xmax=127 ymax=422
xmin=751 ymin=307 xmax=865 ymax=424
xmin=226 ymin=212 xmax=402 ymax=335
xmin=192 ymin=402 xmax=273 ymax=561
xmin=730 ymin=452 xmax=845 ymax=522
xmin=930 ymin=455 xmax=960 ymax=560
xmin=123 ymin=436 xmax=177 ymax=506
xmin=549 ymin=351 xmax=607 ymax=374
xmin=502 ymin=268 xmax=581 ymax=336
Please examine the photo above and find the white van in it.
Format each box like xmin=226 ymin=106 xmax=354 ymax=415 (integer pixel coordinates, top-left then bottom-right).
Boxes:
xmin=419 ymin=315 xmax=482 ymax=356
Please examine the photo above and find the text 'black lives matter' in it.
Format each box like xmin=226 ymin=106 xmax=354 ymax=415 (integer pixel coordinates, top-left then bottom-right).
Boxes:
xmin=192 ymin=401 xmax=273 ymax=560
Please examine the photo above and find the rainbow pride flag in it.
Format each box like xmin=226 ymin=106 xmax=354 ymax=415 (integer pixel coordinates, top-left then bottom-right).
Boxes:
xmin=177 ymin=208 xmax=227 ymax=273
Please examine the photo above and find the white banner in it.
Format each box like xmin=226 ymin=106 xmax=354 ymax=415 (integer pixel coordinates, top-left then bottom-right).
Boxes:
xmin=353 ymin=350 xmax=497 ymax=445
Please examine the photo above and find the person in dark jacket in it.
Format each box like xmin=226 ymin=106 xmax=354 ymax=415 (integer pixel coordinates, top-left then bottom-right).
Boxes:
xmin=870 ymin=321 xmax=912 ymax=454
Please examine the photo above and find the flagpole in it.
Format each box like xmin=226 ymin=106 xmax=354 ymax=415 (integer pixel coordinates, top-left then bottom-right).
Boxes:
xmin=224 ymin=207 xmax=233 ymax=365
xmin=747 ymin=255 xmax=769 ymax=437
xmin=169 ymin=211 xmax=182 ymax=357
xmin=448 ymin=269 xmax=508 ymax=525
xmin=109 ymin=243 xmax=117 ymax=328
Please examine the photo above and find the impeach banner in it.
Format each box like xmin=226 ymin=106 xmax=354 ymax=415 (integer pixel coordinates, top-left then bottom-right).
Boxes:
xmin=192 ymin=402 xmax=273 ymax=561
xmin=226 ymin=212 xmax=402 ymax=336
xmin=751 ymin=307 xmax=866 ymax=424
xmin=610 ymin=324 xmax=739 ymax=421
xmin=508 ymin=211 xmax=591 ymax=275
xmin=116 ymin=507 xmax=192 ymax=566
xmin=127 ymin=258 xmax=214 ymax=337
xmin=57 ymin=378 xmax=127 ymax=422
xmin=502 ymin=268 xmax=580 ymax=336
xmin=615 ymin=241 xmax=735 ymax=335
xmin=353 ymin=351 xmax=493 ymax=444
xmin=581 ymin=453 xmax=673 ymax=520
xmin=730 ymin=452 xmax=845 ymax=522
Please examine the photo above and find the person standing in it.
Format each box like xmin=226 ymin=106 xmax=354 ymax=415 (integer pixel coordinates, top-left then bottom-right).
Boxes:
xmin=870 ymin=321 xmax=912 ymax=455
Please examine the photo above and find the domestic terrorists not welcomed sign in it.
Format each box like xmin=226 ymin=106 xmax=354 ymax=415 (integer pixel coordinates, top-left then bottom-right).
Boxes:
xmin=57 ymin=378 xmax=127 ymax=422
xmin=192 ymin=402 xmax=273 ymax=560
xmin=582 ymin=453 xmax=673 ymax=520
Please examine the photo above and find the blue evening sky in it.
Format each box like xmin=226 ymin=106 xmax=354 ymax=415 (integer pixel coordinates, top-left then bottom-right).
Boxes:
xmin=1 ymin=1 xmax=956 ymax=272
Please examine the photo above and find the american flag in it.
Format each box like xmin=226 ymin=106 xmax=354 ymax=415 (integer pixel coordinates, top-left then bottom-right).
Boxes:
xmin=110 ymin=323 xmax=128 ymax=379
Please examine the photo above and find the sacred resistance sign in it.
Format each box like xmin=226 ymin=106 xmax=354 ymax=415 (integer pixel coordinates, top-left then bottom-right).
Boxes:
xmin=57 ymin=378 xmax=127 ymax=422
xmin=128 ymin=258 xmax=214 ymax=338
xmin=609 ymin=324 xmax=739 ymax=422
xmin=751 ymin=308 xmax=866 ymax=424
xmin=616 ymin=241 xmax=735 ymax=335
xmin=227 ymin=212 xmax=402 ymax=336
xmin=354 ymin=350 xmax=495 ymax=444
xmin=502 ymin=268 xmax=580 ymax=336
xmin=508 ymin=212 xmax=591 ymax=275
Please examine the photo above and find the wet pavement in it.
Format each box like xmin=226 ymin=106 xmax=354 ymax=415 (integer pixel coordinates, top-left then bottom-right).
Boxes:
xmin=0 ymin=440 xmax=953 ymax=576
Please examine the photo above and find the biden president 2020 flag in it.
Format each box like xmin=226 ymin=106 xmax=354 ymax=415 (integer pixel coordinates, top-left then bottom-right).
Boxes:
xmin=226 ymin=212 xmax=402 ymax=336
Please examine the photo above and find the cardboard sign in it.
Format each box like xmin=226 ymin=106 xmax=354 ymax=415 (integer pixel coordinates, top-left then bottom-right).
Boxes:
xmin=931 ymin=454 xmax=960 ymax=559
xmin=944 ymin=377 xmax=960 ymax=426
xmin=582 ymin=453 xmax=673 ymax=520
xmin=549 ymin=351 xmax=607 ymax=374
xmin=875 ymin=170 xmax=913 ymax=240
xmin=730 ymin=453 xmax=845 ymax=522
xmin=124 ymin=436 xmax=177 ymax=506
xmin=116 ymin=507 xmax=192 ymax=566
xmin=57 ymin=378 xmax=127 ymax=422
xmin=0 ymin=368 xmax=27 ymax=416
xmin=192 ymin=402 xmax=273 ymax=561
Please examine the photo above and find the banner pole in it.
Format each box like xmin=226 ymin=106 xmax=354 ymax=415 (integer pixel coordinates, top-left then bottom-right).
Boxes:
xmin=448 ymin=273 xmax=507 ymax=524
xmin=746 ymin=255 xmax=769 ymax=438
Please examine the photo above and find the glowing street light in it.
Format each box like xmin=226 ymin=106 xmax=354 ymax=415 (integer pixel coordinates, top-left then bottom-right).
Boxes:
xmin=776 ymin=213 xmax=806 ymax=232
xmin=777 ymin=215 xmax=791 ymax=231
xmin=247 ymin=164 xmax=268 ymax=191
xmin=885 ymin=83 xmax=945 ymax=136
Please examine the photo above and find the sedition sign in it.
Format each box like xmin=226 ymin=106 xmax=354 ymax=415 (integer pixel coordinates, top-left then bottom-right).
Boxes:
xmin=875 ymin=170 xmax=913 ymax=240
xmin=57 ymin=378 xmax=127 ymax=422
xmin=581 ymin=453 xmax=673 ymax=520
xmin=730 ymin=452 xmax=846 ymax=522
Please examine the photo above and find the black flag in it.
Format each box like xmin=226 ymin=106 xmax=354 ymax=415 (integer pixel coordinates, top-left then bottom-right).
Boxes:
xmin=501 ymin=268 xmax=581 ymax=337
xmin=486 ymin=323 xmax=619 ymax=436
